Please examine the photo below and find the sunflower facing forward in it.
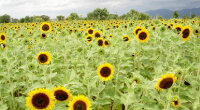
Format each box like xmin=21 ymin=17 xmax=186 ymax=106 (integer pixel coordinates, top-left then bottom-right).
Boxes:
xmin=171 ymin=98 xmax=180 ymax=108
xmin=40 ymin=22 xmax=52 ymax=33
xmin=36 ymin=52 xmax=52 ymax=64
xmin=87 ymin=28 xmax=94 ymax=35
xmin=156 ymin=73 xmax=177 ymax=91
xmin=52 ymin=86 xmax=72 ymax=103
xmin=0 ymin=33 xmax=6 ymax=42
xmin=26 ymin=88 xmax=55 ymax=110
xmin=181 ymin=26 xmax=192 ymax=41
xmin=68 ymin=95 xmax=91 ymax=110
xmin=97 ymin=63 xmax=114 ymax=81
xmin=136 ymin=29 xmax=149 ymax=43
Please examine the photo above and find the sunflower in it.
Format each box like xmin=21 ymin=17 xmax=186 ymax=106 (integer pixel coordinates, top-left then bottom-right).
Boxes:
xmin=94 ymin=31 xmax=101 ymax=38
xmin=52 ymin=86 xmax=72 ymax=103
xmin=36 ymin=52 xmax=52 ymax=64
xmin=108 ymin=34 xmax=113 ymax=38
xmin=134 ymin=27 xmax=143 ymax=35
xmin=155 ymin=73 xmax=177 ymax=91
xmin=0 ymin=42 xmax=7 ymax=50
xmin=85 ymin=35 xmax=93 ymax=43
xmin=104 ymin=40 xmax=110 ymax=46
xmin=122 ymin=35 xmax=130 ymax=42
xmin=41 ymin=33 xmax=47 ymax=39
xmin=181 ymin=26 xmax=192 ymax=41
xmin=171 ymin=98 xmax=180 ymax=107
xmin=68 ymin=95 xmax=91 ymax=110
xmin=174 ymin=25 xmax=183 ymax=33
xmin=97 ymin=63 xmax=114 ymax=81
xmin=193 ymin=28 xmax=199 ymax=36
xmin=40 ymin=22 xmax=52 ymax=33
xmin=96 ymin=38 xmax=104 ymax=47
xmin=86 ymin=28 xmax=94 ymax=35
xmin=26 ymin=88 xmax=55 ymax=110
xmin=0 ymin=33 xmax=6 ymax=42
xmin=136 ymin=29 xmax=149 ymax=43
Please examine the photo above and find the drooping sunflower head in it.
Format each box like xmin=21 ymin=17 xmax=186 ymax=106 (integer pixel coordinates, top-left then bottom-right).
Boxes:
xmin=87 ymin=28 xmax=94 ymax=35
xmin=85 ymin=35 xmax=93 ymax=43
xmin=52 ymin=86 xmax=72 ymax=103
xmin=36 ymin=52 xmax=52 ymax=64
xmin=26 ymin=88 xmax=55 ymax=110
xmin=97 ymin=63 xmax=114 ymax=81
xmin=96 ymin=38 xmax=104 ymax=47
xmin=156 ymin=73 xmax=177 ymax=91
xmin=0 ymin=33 xmax=6 ymax=42
xmin=108 ymin=34 xmax=113 ymax=38
xmin=0 ymin=42 xmax=7 ymax=50
xmin=171 ymin=98 xmax=180 ymax=108
xmin=122 ymin=35 xmax=131 ymax=42
xmin=94 ymin=31 xmax=101 ymax=38
xmin=134 ymin=27 xmax=143 ymax=35
xmin=40 ymin=22 xmax=52 ymax=33
xmin=136 ymin=29 xmax=149 ymax=43
xmin=68 ymin=95 xmax=91 ymax=110
xmin=181 ymin=26 xmax=192 ymax=41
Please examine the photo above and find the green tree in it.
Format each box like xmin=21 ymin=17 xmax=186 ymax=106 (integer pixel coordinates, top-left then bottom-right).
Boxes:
xmin=173 ymin=10 xmax=179 ymax=18
xmin=68 ymin=13 xmax=80 ymax=20
xmin=24 ymin=16 xmax=31 ymax=22
xmin=86 ymin=8 xmax=109 ymax=20
xmin=191 ymin=13 xmax=197 ymax=18
xmin=157 ymin=16 xmax=164 ymax=19
xmin=108 ymin=14 xmax=119 ymax=20
xmin=57 ymin=15 xmax=65 ymax=21
xmin=19 ymin=18 xmax=25 ymax=23
xmin=139 ymin=13 xmax=150 ymax=20
xmin=182 ymin=15 xmax=189 ymax=19
xmin=0 ymin=14 xmax=11 ymax=23
xmin=41 ymin=15 xmax=50 ymax=21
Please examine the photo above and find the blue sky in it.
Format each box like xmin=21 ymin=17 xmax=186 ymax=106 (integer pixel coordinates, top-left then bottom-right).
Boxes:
xmin=0 ymin=0 xmax=199 ymax=18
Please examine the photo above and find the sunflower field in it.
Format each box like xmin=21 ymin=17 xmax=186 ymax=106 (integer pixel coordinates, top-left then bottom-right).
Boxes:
xmin=0 ymin=18 xmax=200 ymax=110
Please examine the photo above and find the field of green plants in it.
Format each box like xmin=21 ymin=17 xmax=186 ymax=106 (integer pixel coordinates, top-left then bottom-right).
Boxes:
xmin=0 ymin=19 xmax=200 ymax=110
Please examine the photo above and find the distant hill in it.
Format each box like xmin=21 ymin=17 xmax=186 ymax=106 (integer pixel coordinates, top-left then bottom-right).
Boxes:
xmin=145 ymin=8 xmax=200 ymax=19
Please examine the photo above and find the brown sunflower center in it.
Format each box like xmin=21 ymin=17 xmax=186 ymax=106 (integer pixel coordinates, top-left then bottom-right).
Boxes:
xmin=182 ymin=29 xmax=190 ymax=38
xmin=95 ymin=33 xmax=100 ymax=38
xmin=195 ymin=30 xmax=199 ymax=34
xmin=100 ymin=67 xmax=111 ymax=77
xmin=123 ymin=37 xmax=129 ymax=41
xmin=87 ymin=37 xmax=92 ymax=42
xmin=104 ymin=41 xmax=109 ymax=45
xmin=139 ymin=32 xmax=147 ymax=40
xmin=136 ymin=29 xmax=141 ymax=35
xmin=54 ymin=90 xmax=68 ymax=101
xmin=0 ymin=43 xmax=6 ymax=48
xmin=97 ymin=40 xmax=103 ymax=46
xmin=176 ymin=27 xmax=181 ymax=32
xmin=32 ymin=93 xmax=50 ymax=109
xmin=42 ymin=34 xmax=46 ymax=38
xmin=88 ymin=30 xmax=93 ymax=34
xmin=73 ymin=100 xmax=87 ymax=110
xmin=1 ymin=35 xmax=5 ymax=40
xmin=42 ymin=24 xmax=50 ymax=31
xmin=173 ymin=101 xmax=178 ymax=105
xmin=38 ymin=54 xmax=48 ymax=63
xmin=159 ymin=78 xmax=173 ymax=89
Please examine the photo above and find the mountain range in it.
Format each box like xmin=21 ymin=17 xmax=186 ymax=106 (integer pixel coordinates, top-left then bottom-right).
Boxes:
xmin=145 ymin=8 xmax=200 ymax=19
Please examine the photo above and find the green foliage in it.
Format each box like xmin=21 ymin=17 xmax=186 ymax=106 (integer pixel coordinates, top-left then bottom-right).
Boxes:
xmin=191 ymin=13 xmax=197 ymax=19
xmin=120 ymin=9 xmax=150 ymax=20
xmin=56 ymin=15 xmax=65 ymax=21
xmin=0 ymin=14 xmax=11 ymax=23
xmin=157 ymin=16 xmax=164 ymax=19
xmin=67 ymin=13 xmax=80 ymax=20
xmin=87 ymin=8 xmax=109 ymax=20
xmin=173 ymin=10 xmax=179 ymax=18
xmin=182 ymin=15 xmax=189 ymax=19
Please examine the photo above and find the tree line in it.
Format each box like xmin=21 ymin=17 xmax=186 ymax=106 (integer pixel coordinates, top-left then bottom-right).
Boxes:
xmin=0 ymin=8 xmax=199 ymax=23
